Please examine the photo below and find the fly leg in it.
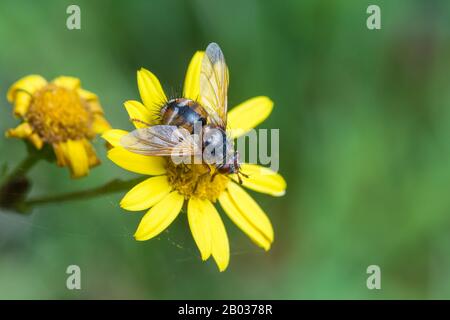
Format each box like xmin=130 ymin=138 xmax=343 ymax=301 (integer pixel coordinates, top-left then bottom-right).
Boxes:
xmin=210 ymin=171 xmax=219 ymax=183
xmin=240 ymin=172 xmax=249 ymax=179
xmin=236 ymin=171 xmax=249 ymax=185
xmin=130 ymin=118 xmax=152 ymax=127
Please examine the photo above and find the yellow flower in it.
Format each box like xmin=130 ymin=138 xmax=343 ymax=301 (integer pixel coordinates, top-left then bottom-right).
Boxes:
xmin=103 ymin=52 xmax=286 ymax=271
xmin=6 ymin=75 xmax=111 ymax=178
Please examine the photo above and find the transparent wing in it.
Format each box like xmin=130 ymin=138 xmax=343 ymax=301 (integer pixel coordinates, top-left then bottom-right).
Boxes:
xmin=120 ymin=125 xmax=200 ymax=157
xmin=199 ymin=42 xmax=229 ymax=127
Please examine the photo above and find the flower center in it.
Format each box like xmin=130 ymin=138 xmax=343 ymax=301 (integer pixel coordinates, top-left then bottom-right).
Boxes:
xmin=165 ymin=160 xmax=229 ymax=202
xmin=26 ymin=84 xmax=92 ymax=143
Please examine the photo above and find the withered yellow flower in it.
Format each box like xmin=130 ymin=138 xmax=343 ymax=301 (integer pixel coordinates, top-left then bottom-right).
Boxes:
xmin=6 ymin=75 xmax=111 ymax=178
xmin=103 ymin=51 xmax=286 ymax=271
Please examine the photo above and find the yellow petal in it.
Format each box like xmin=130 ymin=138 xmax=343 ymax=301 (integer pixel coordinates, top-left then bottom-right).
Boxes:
xmin=124 ymin=100 xmax=155 ymax=128
xmin=203 ymin=199 xmax=229 ymax=272
xmin=183 ymin=51 xmax=204 ymax=101
xmin=91 ymin=114 xmax=111 ymax=134
xmin=87 ymin=101 xmax=104 ymax=115
xmin=137 ymin=68 xmax=167 ymax=113
xmin=227 ymin=96 xmax=274 ymax=138
xmin=53 ymin=143 xmax=68 ymax=167
xmin=12 ymin=92 xmax=32 ymax=116
xmin=6 ymin=122 xmax=33 ymax=138
xmin=107 ymin=147 xmax=166 ymax=176
xmin=121 ymin=176 xmax=172 ymax=211
xmin=78 ymin=88 xmax=98 ymax=102
xmin=7 ymin=75 xmax=47 ymax=102
xmin=219 ymin=191 xmax=270 ymax=250
xmin=134 ymin=191 xmax=184 ymax=241
xmin=81 ymin=139 xmax=101 ymax=167
xmin=219 ymin=181 xmax=274 ymax=250
xmin=52 ymin=76 xmax=81 ymax=90
xmin=102 ymin=129 xmax=129 ymax=147
xmin=187 ymin=198 xmax=212 ymax=260
xmin=62 ymin=140 xmax=90 ymax=178
xmin=232 ymin=163 xmax=286 ymax=196
xmin=6 ymin=122 xmax=44 ymax=150
xmin=29 ymin=133 xmax=44 ymax=150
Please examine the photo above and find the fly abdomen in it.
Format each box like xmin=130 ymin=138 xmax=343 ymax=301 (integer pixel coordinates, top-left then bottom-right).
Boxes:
xmin=161 ymin=98 xmax=207 ymax=133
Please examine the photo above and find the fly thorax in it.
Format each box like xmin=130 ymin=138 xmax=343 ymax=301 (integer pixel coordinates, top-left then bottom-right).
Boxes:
xmin=202 ymin=125 xmax=230 ymax=165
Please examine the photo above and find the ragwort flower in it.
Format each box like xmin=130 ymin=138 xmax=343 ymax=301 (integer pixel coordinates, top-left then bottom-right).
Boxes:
xmin=103 ymin=51 xmax=286 ymax=271
xmin=6 ymin=75 xmax=111 ymax=178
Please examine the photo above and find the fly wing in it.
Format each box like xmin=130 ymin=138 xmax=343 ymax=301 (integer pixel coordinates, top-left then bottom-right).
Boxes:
xmin=120 ymin=125 xmax=200 ymax=157
xmin=199 ymin=42 xmax=229 ymax=127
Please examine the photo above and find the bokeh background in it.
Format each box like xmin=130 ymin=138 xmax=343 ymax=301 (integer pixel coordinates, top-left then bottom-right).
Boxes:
xmin=1 ymin=0 xmax=450 ymax=299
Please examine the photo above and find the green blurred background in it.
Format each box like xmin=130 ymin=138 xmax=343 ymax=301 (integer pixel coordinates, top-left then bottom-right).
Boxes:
xmin=1 ymin=0 xmax=450 ymax=299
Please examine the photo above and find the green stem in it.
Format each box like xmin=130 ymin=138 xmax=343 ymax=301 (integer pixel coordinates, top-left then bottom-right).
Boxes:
xmin=1 ymin=152 xmax=40 ymax=186
xmin=0 ymin=151 xmax=42 ymax=212
xmin=25 ymin=177 xmax=145 ymax=207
